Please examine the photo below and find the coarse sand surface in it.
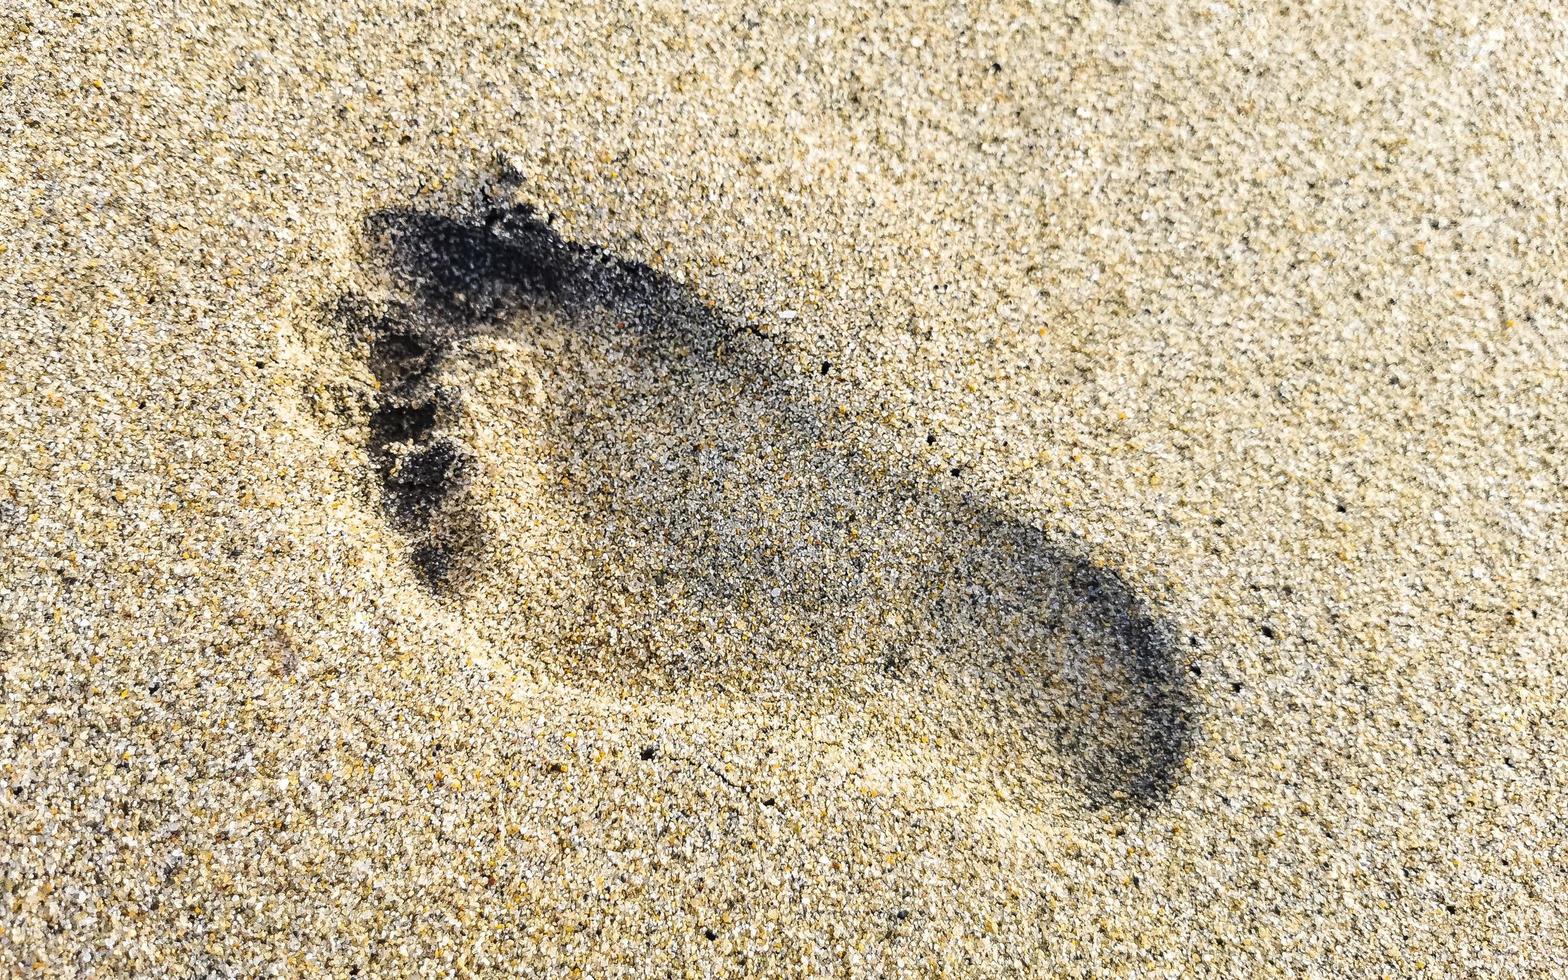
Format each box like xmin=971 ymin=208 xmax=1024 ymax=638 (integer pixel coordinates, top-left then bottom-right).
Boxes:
xmin=3 ymin=0 xmax=1567 ymax=974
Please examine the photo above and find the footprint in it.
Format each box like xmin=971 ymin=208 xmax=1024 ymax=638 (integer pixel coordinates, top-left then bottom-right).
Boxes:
xmin=334 ymin=182 xmax=1197 ymax=808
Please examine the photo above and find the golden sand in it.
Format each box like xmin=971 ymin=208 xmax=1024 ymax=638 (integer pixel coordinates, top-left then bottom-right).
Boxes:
xmin=4 ymin=0 xmax=1566 ymax=973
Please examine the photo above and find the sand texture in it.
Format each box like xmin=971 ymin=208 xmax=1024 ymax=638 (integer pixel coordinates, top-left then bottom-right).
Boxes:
xmin=4 ymin=0 xmax=1567 ymax=974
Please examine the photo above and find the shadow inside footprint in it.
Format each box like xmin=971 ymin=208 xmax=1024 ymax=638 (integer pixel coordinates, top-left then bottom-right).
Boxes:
xmin=338 ymin=193 xmax=1197 ymax=808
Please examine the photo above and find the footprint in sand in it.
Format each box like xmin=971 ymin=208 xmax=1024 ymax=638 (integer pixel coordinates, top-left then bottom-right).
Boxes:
xmin=331 ymin=179 xmax=1197 ymax=809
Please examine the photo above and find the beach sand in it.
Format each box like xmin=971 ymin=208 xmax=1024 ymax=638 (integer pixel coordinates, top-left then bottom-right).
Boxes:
xmin=4 ymin=0 xmax=1566 ymax=973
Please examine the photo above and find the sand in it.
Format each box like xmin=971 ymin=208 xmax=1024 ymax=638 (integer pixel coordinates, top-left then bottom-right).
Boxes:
xmin=4 ymin=0 xmax=1566 ymax=974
